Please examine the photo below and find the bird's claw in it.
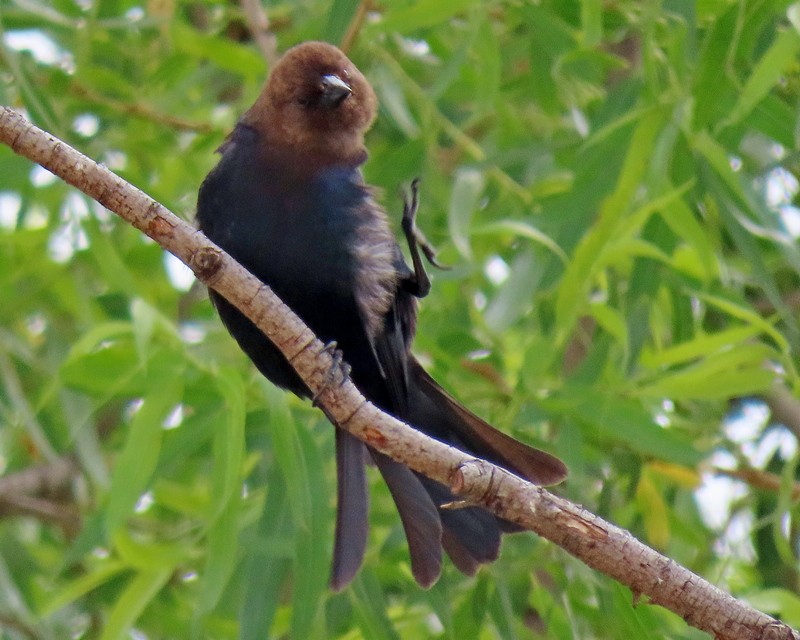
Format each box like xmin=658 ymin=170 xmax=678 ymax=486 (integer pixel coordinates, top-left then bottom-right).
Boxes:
xmin=402 ymin=179 xmax=449 ymax=271
xmin=311 ymin=341 xmax=351 ymax=407
xmin=401 ymin=178 xmax=420 ymax=235
xmin=439 ymin=499 xmax=474 ymax=510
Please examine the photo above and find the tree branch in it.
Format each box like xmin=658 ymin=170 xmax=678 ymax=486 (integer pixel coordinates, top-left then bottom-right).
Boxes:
xmin=763 ymin=383 xmax=800 ymax=442
xmin=339 ymin=0 xmax=372 ymax=54
xmin=70 ymin=82 xmax=215 ymax=134
xmin=0 ymin=456 xmax=80 ymax=535
xmin=0 ymin=105 xmax=796 ymax=640
xmin=238 ymin=0 xmax=279 ymax=67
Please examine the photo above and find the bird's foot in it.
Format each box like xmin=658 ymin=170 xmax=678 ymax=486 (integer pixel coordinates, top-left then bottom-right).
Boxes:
xmin=311 ymin=341 xmax=351 ymax=407
xmin=402 ymin=178 xmax=448 ymax=271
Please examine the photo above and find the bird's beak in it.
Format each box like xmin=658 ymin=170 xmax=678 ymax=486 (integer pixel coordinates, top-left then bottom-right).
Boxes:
xmin=320 ymin=74 xmax=352 ymax=107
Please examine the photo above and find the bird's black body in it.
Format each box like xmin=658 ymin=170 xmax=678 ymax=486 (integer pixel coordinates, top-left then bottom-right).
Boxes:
xmin=199 ymin=125 xmax=388 ymax=402
xmin=197 ymin=41 xmax=567 ymax=589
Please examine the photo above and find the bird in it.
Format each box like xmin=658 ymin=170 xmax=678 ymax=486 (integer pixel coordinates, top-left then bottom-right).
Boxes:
xmin=196 ymin=41 xmax=567 ymax=590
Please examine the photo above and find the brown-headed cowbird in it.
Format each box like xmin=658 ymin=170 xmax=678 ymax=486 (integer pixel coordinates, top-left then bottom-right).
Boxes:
xmin=197 ymin=41 xmax=567 ymax=590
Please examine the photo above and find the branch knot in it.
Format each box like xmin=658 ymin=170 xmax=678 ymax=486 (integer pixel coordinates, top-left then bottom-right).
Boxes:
xmin=190 ymin=246 xmax=223 ymax=282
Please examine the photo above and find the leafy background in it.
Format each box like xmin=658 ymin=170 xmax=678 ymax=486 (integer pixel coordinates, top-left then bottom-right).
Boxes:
xmin=1 ymin=0 xmax=800 ymax=638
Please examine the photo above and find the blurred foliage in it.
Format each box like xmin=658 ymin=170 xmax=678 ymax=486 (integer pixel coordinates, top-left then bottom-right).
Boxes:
xmin=1 ymin=0 xmax=800 ymax=638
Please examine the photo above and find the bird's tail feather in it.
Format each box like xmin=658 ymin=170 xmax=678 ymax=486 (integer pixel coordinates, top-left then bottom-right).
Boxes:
xmin=371 ymin=451 xmax=443 ymax=587
xmin=330 ymin=430 xmax=369 ymax=591
xmin=419 ymin=476 xmax=502 ymax=572
xmin=408 ymin=358 xmax=568 ymax=487
xmin=372 ymin=451 xmax=504 ymax=586
xmin=332 ymin=359 xmax=567 ymax=589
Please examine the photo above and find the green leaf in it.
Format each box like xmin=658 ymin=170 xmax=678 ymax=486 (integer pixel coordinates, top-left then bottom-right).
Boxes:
xmin=39 ymin=560 xmax=129 ymax=617
xmin=130 ymin=298 xmax=156 ymax=365
xmin=540 ymin=387 xmax=704 ymax=466
xmin=326 ymin=0 xmax=362 ymax=44
xmin=604 ymin=582 xmax=664 ymax=639
xmin=113 ymin=529 xmax=191 ymax=571
xmin=199 ymin=494 xmax=242 ymax=613
xmin=589 ymin=302 xmax=628 ymax=345
xmin=372 ymin=64 xmax=420 ymax=137
xmin=720 ymin=28 xmax=800 ymax=129
xmin=209 ymin=366 xmax=246 ymax=521
xmin=290 ymin=423 xmax=330 ymax=639
xmin=171 ymin=22 xmax=266 ymax=79
xmin=694 ymin=292 xmax=790 ymax=356
xmin=472 ymin=219 xmax=567 ymax=263
xmin=636 ymin=471 xmax=670 ymax=549
xmin=448 ymin=167 xmax=486 ymax=260
xmin=484 ymin=248 xmax=541 ymax=333
xmin=657 ymin=197 xmax=718 ymax=282
xmin=472 ymin=15 xmax=502 ymax=110
xmin=239 ymin=467 xmax=292 ymax=640
xmin=381 ymin=0 xmax=479 ymax=31
xmin=262 ymin=382 xmax=314 ymax=529
xmin=636 ymin=343 xmax=779 ymax=400
xmin=350 ymin=572 xmax=401 ymax=640
xmin=555 ymin=110 xmax=664 ymax=343
xmin=640 ymin=324 xmax=765 ymax=368
xmin=60 ymin=339 xmax=141 ymax=395
xmin=66 ymin=322 xmax=134 ymax=359
xmin=746 ymin=588 xmax=800 ymax=628
xmin=580 ymin=0 xmax=603 ymax=46
xmin=453 ymin=575 xmax=490 ymax=637
xmin=98 ymin=568 xmax=172 ymax=640
xmin=105 ymin=379 xmax=182 ymax=534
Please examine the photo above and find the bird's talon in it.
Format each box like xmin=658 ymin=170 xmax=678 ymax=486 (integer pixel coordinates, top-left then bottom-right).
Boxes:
xmin=440 ymin=499 xmax=473 ymax=510
xmin=312 ymin=342 xmax=351 ymax=406
xmin=419 ymin=237 xmax=450 ymax=271
xmin=319 ymin=340 xmax=339 ymax=356
xmin=338 ymin=361 xmax=352 ymax=386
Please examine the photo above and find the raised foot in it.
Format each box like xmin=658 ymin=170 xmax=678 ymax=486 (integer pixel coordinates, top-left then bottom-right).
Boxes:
xmin=402 ymin=178 xmax=449 ymax=271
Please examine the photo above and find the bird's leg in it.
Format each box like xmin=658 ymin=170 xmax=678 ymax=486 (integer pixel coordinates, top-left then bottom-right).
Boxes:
xmin=400 ymin=178 xmax=448 ymax=299
xmin=311 ymin=341 xmax=352 ymax=407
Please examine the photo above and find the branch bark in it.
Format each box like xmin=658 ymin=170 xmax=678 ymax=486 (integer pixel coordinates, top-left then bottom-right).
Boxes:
xmin=763 ymin=383 xmax=800 ymax=442
xmin=239 ymin=0 xmax=279 ymax=67
xmin=0 ymin=105 xmax=796 ymax=640
xmin=0 ymin=456 xmax=80 ymax=536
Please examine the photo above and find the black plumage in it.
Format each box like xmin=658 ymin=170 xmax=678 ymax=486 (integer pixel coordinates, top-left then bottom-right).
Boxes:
xmin=197 ymin=41 xmax=567 ymax=590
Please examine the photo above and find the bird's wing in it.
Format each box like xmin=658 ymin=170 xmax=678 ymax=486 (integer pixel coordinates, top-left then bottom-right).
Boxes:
xmin=368 ymin=285 xmax=417 ymax=415
xmin=346 ymin=186 xmax=420 ymax=416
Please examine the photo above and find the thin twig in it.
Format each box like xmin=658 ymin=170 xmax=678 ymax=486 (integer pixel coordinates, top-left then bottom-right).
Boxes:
xmin=239 ymin=0 xmax=278 ymax=67
xmin=715 ymin=465 xmax=800 ymax=500
xmin=0 ymin=106 xmax=796 ymax=640
xmin=0 ymin=456 xmax=81 ymax=534
xmin=763 ymin=383 xmax=800 ymax=442
xmin=340 ymin=0 xmax=372 ymax=54
xmin=71 ymin=83 xmax=215 ymax=133
xmin=0 ymin=456 xmax=77 ymax=500
xmin=0 ymin=614 xmax=39 ymax=640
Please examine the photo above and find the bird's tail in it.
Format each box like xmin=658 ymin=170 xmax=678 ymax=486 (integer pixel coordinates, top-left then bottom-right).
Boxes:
xmin=406 ymin=358 xmax=568 ymax=487
xmin=371 ymin=358 xmax=568 ymax=586
xmin=330 ymin=358 xmax=568 ymax=590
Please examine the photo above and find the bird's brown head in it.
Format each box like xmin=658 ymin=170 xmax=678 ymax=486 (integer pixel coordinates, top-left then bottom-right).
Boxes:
xmin=243 ymin=41 xmax=378 ymax=166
